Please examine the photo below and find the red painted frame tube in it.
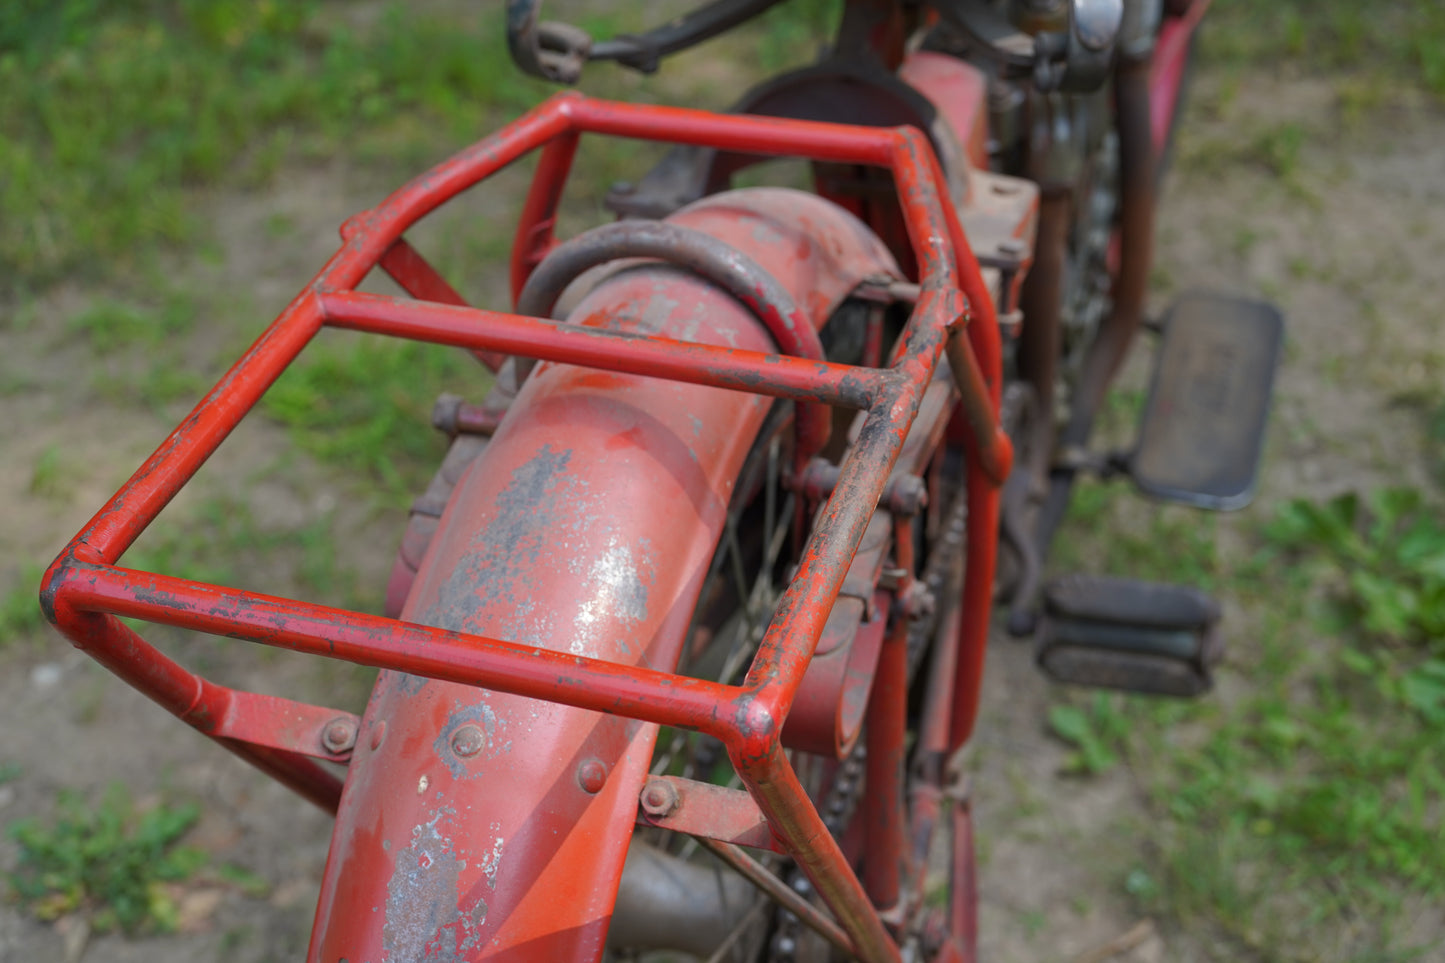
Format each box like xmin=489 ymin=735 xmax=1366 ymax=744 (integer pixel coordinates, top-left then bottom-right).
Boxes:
xmin=378 ymin=238 xmax=506 ymax=372
xmin=44 ymin=598 xmax=347 ymax=812
xmin=42 ymin=92 xmax=1012 ymax=963
xmin=1151 ymin=0 xmax=1212 ymax=164
xmin=863 ymin=615 xmax=910 ymax=910
xmin=52 ymin=561 xmax=739 ymax=736
xmin=510 ymin=130 xmax=580 ymax=303
xmin=319 ymin=290 xmax=886 ymax=410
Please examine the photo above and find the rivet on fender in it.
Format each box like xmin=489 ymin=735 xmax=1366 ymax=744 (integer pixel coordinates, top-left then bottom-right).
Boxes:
xmin=577 ymin=759 xmax=608 ymax=794
xmin=450 ymin=724 xmax=487 ymax=758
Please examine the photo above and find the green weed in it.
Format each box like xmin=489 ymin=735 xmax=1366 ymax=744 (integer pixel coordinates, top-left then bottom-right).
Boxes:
xmin=1179 ymin=121 xmax=1317 ymax=193
xmin=1055 ymin=496 xmax=1221 ymax=590
xmin=7 ymin=785 xmax=206 ymax=934
xmin=1426 ymin=397 xmax=1445 ymax=487
xmin=0 ymin=564 xmax=47 ymax=642
xmin=27 ymin=447 xmax=68 ymax=500
xmin=1204 ymin=0 xmax=1445 ymax=99
xmin=1093 ymin=487 xmax=1445 ymax=959
xmin=262 ymin=333 xmax=483 ymax=502
xmin=124 ymin=494 xmax=355 ymax=604
xmin=1047 ymin=693 xmax=1130 ymax=775
xmin=1251 ymin=123 xmax=1306 ymax=180
xmin=214 ymin=863 xmax=270 ymax=899
xmin=66 ymin=295 xmax=197 ymax=355
xmin=0 ymin=1 xmax=550 ymax=293
xmin=1264 ymin=489 xmax=1445 ymax=644
xmin=753 ymin=0 xmax=842 ymax=73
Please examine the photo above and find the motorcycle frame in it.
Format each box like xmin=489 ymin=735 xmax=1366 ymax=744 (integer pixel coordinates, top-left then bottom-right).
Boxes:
xmin=41 ymin=92 xmax=1011 ymax=963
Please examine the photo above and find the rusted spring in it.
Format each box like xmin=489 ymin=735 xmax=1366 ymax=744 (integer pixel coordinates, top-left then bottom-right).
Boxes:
xmin=697 ymin=837 xmax=857 ymax=959
xmin=516 ymin=219 xmax=832 ymax=463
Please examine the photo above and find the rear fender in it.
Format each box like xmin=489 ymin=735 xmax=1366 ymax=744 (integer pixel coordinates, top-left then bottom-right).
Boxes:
xmin=310 ymin=189 xmax=898 ymax=961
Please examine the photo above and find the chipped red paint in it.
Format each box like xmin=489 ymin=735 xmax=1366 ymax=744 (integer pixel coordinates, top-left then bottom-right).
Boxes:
xmin=40 ymin=92 xmax=1010 ymax=963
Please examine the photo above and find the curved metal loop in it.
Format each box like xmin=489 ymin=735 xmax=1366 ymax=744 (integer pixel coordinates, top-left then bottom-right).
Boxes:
xmin=507 ymin=0 xmax=787 ymax=83
xmin=516 ymin=219 xmax=833 ymax=463
xmin=506 ymin=0 xmax=593 ymax=84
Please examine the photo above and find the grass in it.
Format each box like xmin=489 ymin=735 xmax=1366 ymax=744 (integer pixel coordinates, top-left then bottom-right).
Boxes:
xmin=66 ymin=294 xmax=198 ymax=355
xmin=1203 ymin=0 xmax=1445 ymax=98
xmin=0 ymin=0 xmax=553 ymax=294
xmin=261 ymin=332 xmax=482 ymax=503
xmin=0 ymin=0 xmax=845 ymax=298
xmin=27 ymin=447 xmax=68 ymax=501
xmin=1177 ymin=2 xmax=1445 ymax=204
xmin=1041 ymin=348 xmax=1445 ymax=957
xmin=0 ymin=564 xmax=48 ymax=642
xmin=7 ymin=784 xmax=206 ymax=934
xmin=1047 ymin=473 xmax=1445 ymax=959
xmin=123 ymin=493 xmax=357 ymax=604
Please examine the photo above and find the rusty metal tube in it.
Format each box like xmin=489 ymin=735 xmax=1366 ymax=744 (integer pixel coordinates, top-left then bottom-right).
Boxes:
xmin=514 ymin=218 xmax=834 ymax=463
xmin=1072 ymin=53 xmax=1156 ymax=430
xmin=1030 ymin=53 xmax=1156 ymax=599
xmin=1016 ymin=188 xmax=1071 ymax=480
xmin=863 ymin=614 xmax=910 ymax=910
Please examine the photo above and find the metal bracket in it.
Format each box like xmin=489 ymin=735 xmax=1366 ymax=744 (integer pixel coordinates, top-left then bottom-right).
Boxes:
xmin=636 ymin=775 xmax=781 ymax=852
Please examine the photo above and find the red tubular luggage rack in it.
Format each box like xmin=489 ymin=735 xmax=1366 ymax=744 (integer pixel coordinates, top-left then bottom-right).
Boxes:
xmin=41 ymin=92 xmax=1012 ymax=963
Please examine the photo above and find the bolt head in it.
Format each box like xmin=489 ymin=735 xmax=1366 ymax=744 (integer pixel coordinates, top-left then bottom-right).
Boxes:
xmin=639 ymin=778 xmax=679 ymax=817
xmin=321 ymin=717 xmax=357 ymax=754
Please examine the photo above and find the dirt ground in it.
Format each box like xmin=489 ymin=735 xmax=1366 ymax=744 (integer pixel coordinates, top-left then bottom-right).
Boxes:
xmin=2 ymin=51 xmax=1443 ymax=963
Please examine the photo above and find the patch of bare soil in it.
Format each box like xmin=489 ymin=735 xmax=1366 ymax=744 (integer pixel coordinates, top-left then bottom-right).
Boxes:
xmin=968 ymin=74 xmax=1445 ymax=963
xmin=1 ymin=64 xmax=1441 ymax=962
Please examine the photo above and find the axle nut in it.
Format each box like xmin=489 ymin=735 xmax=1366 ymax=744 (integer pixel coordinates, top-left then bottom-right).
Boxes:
xmin=639 ymin=778 xmax=679 ymax=818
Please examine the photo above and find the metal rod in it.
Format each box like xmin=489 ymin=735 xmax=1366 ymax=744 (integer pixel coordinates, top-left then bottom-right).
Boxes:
xmin=510 ymin=129 xmax=580 ymax=303
xmin=378 ymin=238 xmax=505 ymax=372
xmin=699 ymin=838 xmax=857 ymax=959
xmin=52 ymin=560 xmax=739 ymax=737
xmin=863 ymin=613 xmax=910 ymax=910
xmin=728 ymin=738 xmax=901 ymax=963
xmin=319 ymin=290 xmax=883 ymax=410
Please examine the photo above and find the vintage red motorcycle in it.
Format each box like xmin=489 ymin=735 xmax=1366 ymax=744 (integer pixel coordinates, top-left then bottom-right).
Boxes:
xmin=42 ymin=0 xmax=1281 ymax=959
